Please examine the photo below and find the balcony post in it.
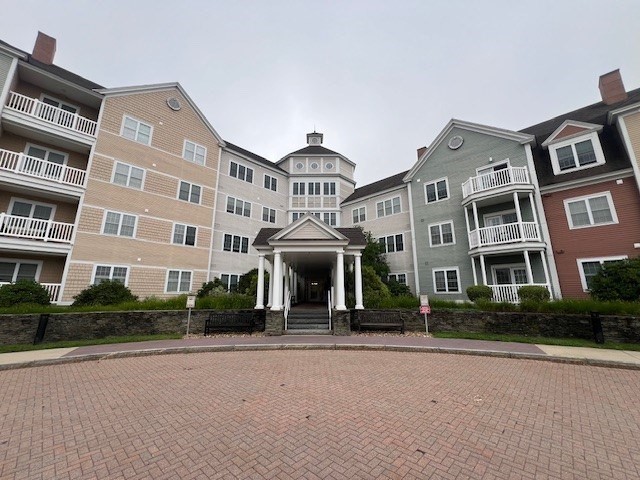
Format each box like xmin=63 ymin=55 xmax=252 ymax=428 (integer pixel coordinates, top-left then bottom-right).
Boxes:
xmin=513 ymin=192 xmax=525 ymax=241
xmin=540 ymin=251 xmax=552 ymax=299
xmin=528 ymin=193 xmax=540 ymax=238
xmin=472 ymin=201 xmax=480 ymax=245
xmin=523 ymin=250 xmax=533 ymax=284
xmin=471 ymin=257 xmax=478 ymax=285
xmin=44 ymin=219 xmax=52 ymax=242
xmin=480 ymin=254 xmax=488 ymax=285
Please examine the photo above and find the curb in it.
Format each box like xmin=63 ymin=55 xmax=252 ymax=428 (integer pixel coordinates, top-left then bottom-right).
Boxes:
xmin=1 ymin=343 xmax=639 ymax=371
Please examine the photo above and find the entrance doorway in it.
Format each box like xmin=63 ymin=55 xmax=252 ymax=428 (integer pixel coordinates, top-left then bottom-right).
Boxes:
xmin=307 ymin=279 xmax=325 ymax=302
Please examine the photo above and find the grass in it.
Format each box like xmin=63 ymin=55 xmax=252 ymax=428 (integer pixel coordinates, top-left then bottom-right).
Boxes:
xmin=0 ymin=333 xmax=183 ymax=354
xmin=433 ymin=331 xmax=640 ymax=351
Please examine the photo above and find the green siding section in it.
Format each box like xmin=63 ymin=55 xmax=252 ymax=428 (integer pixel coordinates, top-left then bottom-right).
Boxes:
xmin=409 ymin=126 xmax=531 ymax=300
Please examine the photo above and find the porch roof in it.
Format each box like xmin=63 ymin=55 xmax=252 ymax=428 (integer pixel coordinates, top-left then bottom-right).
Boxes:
xmin=253 ymin=227 xmax=367 ymax=248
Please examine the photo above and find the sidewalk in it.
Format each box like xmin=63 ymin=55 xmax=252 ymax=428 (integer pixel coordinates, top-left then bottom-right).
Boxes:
xmin=1 ymin=335 xmax=639 ymax=370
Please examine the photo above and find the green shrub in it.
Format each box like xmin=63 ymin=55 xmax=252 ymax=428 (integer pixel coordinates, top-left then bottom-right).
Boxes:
xmin=362 ymin=265 xmax=390 ymax=308
xmin=197 ymin=294 xmax=255 ymax=309
xmin=466 ymin=285 xmax=493 ymax=302
xmin=72 ymin=281 xmax=138 ymax=306
xmin=377 ymin=295 xmax=419 ymax=309
xmin=386 ymin=279 xmax=412 ymax=297
xmin=197 ymin=279 xmax=226 ymax=297
xmin=0 ymin=280 xmax=51 ymax=307
xmin=589 ymin=257 xmax=640 ymax=301
xmin=517 ymin=286 xmax=550 ymax=302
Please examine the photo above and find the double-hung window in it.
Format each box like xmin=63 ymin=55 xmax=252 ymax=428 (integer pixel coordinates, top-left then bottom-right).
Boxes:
xmin=379 ymin=234 xmax=404 ymax=253
xmin=24 ymin=144 xmax=68 ymax=180
xmin=173 ymin=224 xmax=197 ymax=246
xmin=376 ymin=196 xmax=401 ymax=218
xmin=308 ymin=182 xmax=321 ymax=195
xmin=577 ymin=256 xmax=627 ymax=291
xmin=223 ymin=234 xmax=249 ymax=254
xmin=0 ymin=260 xmax=39 ymax=282
xmin=323 ymin=212 xmax=337 ymax=226
xmin=113 ymin=162 xmax=144 ymax=189
xmin=264 ymin=175 xmax=277 ymax=191
xmin=293 ymin=182 xmax=306 ymax=195
xmin=433 ymin=268 xmax=460 ymax=293
xmin=323 ymin=182 xmax=336 ymax=195
xmin=564 ymin=192 xmax=617 ymax=229
xmin=183 ymin=140 xmax=206 ymax=165
xmin=178 ymin=181 xmax=201 ymax=204
xmin=93 ymin=265 xmax=128 ymax=285
xmin=229 ymin=161 xmax=253 ymax=183
xmin=388 ymin=273 xmax=407 ymax=284
xmin=352 ymin=207 xmax=366 ymax=224
xmin=262 ymin=207 xmax=276 ymax=223
xmin=103 ymin=211 xmax=136 ymax=237
xmin=549 ymin=132 xmax=605 ymax=174
xmin=166 ymin=270 xmax=191 ymax=293
xmin=429 ymin=221 xmax=455 ymax=247
xmin=425 ymin=178 xmax=449 ymax=204
xmin=226 ymin=196 xmax=251 ymax=217
xmin=220 ymin=274 xmax=240 ymax=292
xmin=122 ymin=116 xmax=152 ymax=145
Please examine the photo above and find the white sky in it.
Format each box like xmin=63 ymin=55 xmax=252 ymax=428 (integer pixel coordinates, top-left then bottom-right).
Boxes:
xmin=2 ymin=0 xmax=639 ymax=186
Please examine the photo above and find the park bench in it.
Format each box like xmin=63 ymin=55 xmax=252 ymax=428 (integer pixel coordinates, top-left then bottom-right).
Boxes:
xmin=204 ymin=311 xmax=255 ymax=335
xmin=357 ymin=312 xmax=405 ymax=334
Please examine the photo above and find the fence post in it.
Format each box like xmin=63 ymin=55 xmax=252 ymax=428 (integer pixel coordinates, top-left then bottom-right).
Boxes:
xmin=590 ymin=311 xmax=605 ymax=344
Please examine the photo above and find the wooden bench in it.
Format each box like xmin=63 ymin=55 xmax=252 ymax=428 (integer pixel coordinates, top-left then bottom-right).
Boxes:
xmin=204 ymin=312 xmax=255 ymax=335
xmin=357 ymin=312 xmax=405 ymax=334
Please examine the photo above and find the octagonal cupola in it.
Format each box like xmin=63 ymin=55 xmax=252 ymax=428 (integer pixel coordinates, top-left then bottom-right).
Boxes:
xmin=306 ymin=131 xmax=323 ymax=146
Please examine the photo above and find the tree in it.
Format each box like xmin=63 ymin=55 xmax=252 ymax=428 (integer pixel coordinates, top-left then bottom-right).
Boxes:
xmin=589 ymin=258 xmax=640 ymax=302
xmin=360 ymin=228 xmax=390 ymax=279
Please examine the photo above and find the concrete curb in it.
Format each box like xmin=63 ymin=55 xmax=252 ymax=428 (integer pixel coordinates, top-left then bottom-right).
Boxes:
xmin=1 ymin=343 xmax=639 ymax=371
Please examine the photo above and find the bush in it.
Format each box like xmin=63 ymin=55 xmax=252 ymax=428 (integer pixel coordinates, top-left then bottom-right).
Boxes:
xmin=0 ymin=280 xmax=51 ymax=307
xmin=197 ymin=279 xmax=226 ymax=298
xmin=197 ymin=293 xmax=255 ymax=309
xmin=466 ymin=285 xmax=493 ymax=302
xmin=72 ymin=281 xmax=138 ymax=306
xmin=589 ymin=257 xmax=640 ymax=301
xmin=517 ymin=285 xmax=550 ymax=302
xmin=362 ymin=265 xmax=390 ymax=308
xmin=386 ymin=279 xmax=412 ymax=297
xmin=378 ymin=295 xmax=420 ymax=309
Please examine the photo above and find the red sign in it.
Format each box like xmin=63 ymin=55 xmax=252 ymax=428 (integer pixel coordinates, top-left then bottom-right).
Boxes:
xmin=420 ymin=305 xmax=431 ymax=314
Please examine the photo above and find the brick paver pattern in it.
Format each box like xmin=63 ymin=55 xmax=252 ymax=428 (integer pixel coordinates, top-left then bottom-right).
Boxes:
xmin=1 ymin=351 xmax=639 ymax=479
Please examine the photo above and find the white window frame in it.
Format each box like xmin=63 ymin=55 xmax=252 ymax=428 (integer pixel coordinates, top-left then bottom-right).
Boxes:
xmin=112 ymin=161 xmax=145 ymax=190
xmin=39 ymin=94 xmax=79 ymax=113
xmin=549 ymin=132 xmax=606 ymax=175
xmin=165 ymin=269 xmax=192 ymax=293
xmin=490 ymin=263 xmax=528 ymax=285
xmin=8 ymin=197 xmax=57 ymax=220
xmin=222 ymin=234 xmax=250 ymax=254
xmin=177 ymin=180 xmax=202 ymax=204
xmin=263 ymin=174 xmax=278 ymax=192
xmin=24 ymin=142 xmax=69 ymax=167
xmin=378 ymin=233 xmax=404 ymax=254
xmin=563 ymin=191 xmax=618 ymax=230
xmin=577 ymin=256 xmax=627 ymax=292
xmin=262 ymin=206 xmax=276 ymax=223
xmin=91 ymin=264 xmax=130 ymax=285
xmin=482 ymin=209 xmax=518 ymax=226
xmin=428 ymin=220 xmax=456 ymax=247
xmin=102 ymin=210 xmax=138 ymax=238
xmin=220 ymin=273 xmax=241 ymax=292
xmin=424 ymin=177 xmax=450 ymax=205
xmin=376 ymin=196 xmax=402 ymax=218
xmin=229 ymin=161 xmax=253 ymax=183
xmin=352 ymin=206 xmax=366 ymax=224
xmin=226 ymin=196 xmax=251 ymax=218
xmin=475 ymin=159 xmax=510 ymax=176
xmin=388 ymin=273 xmax=407 ymax=285
xmin=183 ymin=140 xmax=207 ymax=165
xmin=0 ymin=258 xmax=42 ymax=282
xmin=432 ymin=267 xmax=461 ymax=294
xmin=323 ymin=212 xmax=337 ymax=226
xmin=121 ymin=115 xmax=153 ymax=145
xmin=172 ymin=223 xmax=197 ymax=247
xmin=323 ymin=182 xmax=336 ymax=196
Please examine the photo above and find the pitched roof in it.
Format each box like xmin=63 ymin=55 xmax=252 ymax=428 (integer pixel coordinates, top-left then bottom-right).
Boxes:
xmin=224 ymin=141 xmax=287 ymax=173
xmin=520 ymin=86 xmax=640 ymax=187
xmin=253 ymin=227 xmax=366 ymax=247
xmin=342 ymin=170 xmax=409 ymax=204
xmin=285 ymin=145 xmax=343 ymax=156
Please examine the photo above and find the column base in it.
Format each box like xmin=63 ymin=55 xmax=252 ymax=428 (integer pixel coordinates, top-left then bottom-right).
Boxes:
xmin=355 ymin=305 xmax=364 ymax=310
xmin=265 ymin=311 xmax=284 ymax=336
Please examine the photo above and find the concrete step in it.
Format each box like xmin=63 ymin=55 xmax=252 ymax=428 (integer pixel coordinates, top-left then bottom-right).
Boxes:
xmin=284 ymin=329 xmax=332 ymax=335
xmin=287 ymin=323 xmax=330 ymax=330
xmin=287 ymin=316 xmax=329 ymax=324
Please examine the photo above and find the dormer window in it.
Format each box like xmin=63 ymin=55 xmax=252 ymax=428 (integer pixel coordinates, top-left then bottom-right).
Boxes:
xmin=542 ymin=121 xmax=606 ymax=175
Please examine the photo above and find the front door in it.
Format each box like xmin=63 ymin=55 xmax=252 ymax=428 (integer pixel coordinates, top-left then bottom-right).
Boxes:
xmin=308 ymin=280 xmax=324 ymax=302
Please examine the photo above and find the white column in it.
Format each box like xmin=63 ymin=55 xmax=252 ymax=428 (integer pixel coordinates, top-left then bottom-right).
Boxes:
xmin=292 ymin=271 xmax=297 ymax=302
xmin=270 ymin=251 xmax=282 ymax=310
xmin=354 ymin=252 xmax=364 ymax=309
xmin=267 ymin=258 xmax=274 ymax=308
xmin=513 ymin=192 xmax=524 ymax=241
xmin=480 ymin=254 xmax=488 ymax=285
xmin=283 ymin=261 xmax=290 ymax=307
xmin=335 ymin=250 xmax=346 ymax=310
xmin=528 ymin=192 xmax=541 ymax=241
xmin=471 ymin=257 xmax=478 ymax=285
xmin=523 ymin=250 xmax=533 ymax=284
xmin=472 ymin=201 xmax=480 ymax=245
xmin=540 ymin=251 xmax=552 ymax=298
xmin=255 ymin=254 xmax=265 ymax=309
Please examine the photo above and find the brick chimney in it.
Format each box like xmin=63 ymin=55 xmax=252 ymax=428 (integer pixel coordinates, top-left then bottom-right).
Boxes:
xmin=32 ymin=31 xmax=56 ymax=65
xmin=599 ymin=69 xmax=627 ymax=105
xmin=417 ymin=146 xmax=427 ymax=159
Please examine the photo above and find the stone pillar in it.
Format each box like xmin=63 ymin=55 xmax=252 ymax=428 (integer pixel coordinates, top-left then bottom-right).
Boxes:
xmin=271 ymin=251 xmax=282 ymax=310
xmin=255 ymin=254 xmax=265 ymax=309
xmin=354 ymin=252 xmax=364 ymax=309
xmin=335 ymin=250 xmax=346 ymax=310
xmin=332 ymin=309 xmax=351 ymax=335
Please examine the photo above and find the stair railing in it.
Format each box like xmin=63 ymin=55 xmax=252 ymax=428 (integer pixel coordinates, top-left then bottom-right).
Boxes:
xmin=284 ymin=291 xmax=292 ymax=330
xmin=327 ymin=291 xmax=332 ymax=331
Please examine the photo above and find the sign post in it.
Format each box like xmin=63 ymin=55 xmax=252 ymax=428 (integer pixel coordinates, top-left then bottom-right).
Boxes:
xmin=419 ymin=295 xmax=430 ymax=335
xmin=186 ymin=294 xmax=196 ymax=338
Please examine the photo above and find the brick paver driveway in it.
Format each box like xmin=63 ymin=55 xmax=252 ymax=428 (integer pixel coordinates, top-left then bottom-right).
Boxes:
xmin=1 ymin=351 xmax=639 ymax=479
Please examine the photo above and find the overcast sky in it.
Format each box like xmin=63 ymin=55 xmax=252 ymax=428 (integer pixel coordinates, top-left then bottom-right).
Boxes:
xmin=2 ymin=0 xmax=639 ymax=186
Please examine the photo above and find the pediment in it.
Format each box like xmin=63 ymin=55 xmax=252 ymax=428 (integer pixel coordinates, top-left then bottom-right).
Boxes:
xmin=542 ymin=120 xmax=603 ymax=147
xmin=270 ymin=214 xmax=347 ymax=242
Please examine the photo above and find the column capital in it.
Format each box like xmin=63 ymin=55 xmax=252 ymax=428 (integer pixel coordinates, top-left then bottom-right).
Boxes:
xmin=353 ymin=251 xmax=362 ymax=258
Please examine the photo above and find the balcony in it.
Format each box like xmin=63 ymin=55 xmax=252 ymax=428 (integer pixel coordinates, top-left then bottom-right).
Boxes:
xmin=0 ymin=148 xmax=86 ymax=188
xmin=468 ymin=222 xmax=540 ymax=249
xmin=491 ymin=283 xmax=550 ymax=303
xmin=462 ymin=166 xmax=530 ymax=199
xmin=0 ymin=282 xmax=61 ymax=302
xmin=3 ymin=92 xmax=97 ymax=148
xmin=0 ymin=213 xmax=74 ymax=244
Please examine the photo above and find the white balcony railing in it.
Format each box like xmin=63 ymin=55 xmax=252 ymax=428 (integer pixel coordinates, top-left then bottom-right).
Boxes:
xmin=462 ymin=166 xmax=530 ymax=198
xmin=0 ymin=213 xmax=74 ymax=243
xmin=468 ymin=222 xmax=540 ymax=248
xmin=0 ymin=149 xmax=86 ymax=188
xmin=490 ymin=283 xmax=550 ymax=303
xmin=5 ymin=92 xmax=97 ymax=137
xmin=0 ymin=282 xmax=61 ymax=302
